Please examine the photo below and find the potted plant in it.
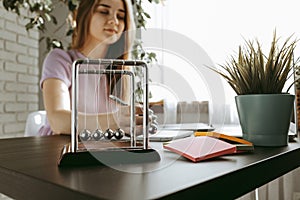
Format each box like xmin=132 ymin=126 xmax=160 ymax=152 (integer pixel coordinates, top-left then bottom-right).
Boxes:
xmin=210 ymin=31 xmax=299 ymax=146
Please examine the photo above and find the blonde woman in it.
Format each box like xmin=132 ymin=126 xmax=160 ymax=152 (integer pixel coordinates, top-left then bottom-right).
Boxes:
xmin=39 ymin=0 xmax=141 ymax=137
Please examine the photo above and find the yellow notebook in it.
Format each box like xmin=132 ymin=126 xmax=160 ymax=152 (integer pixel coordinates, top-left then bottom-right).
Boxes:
xmin=194 ymin=132 xmax=254 ymax=152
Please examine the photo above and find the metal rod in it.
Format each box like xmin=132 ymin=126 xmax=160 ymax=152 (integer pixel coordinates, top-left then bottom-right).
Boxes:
xmin=129 ymin=71 xmax=136 ymax=147
xmin=71 ymin=60 xmax=79 ymax=153
xmin=141 ymin=62 xmax=149 ymax=149
xmin=78 ymin=69 xmax=134 ymax=76
xmin=74 ymin=59 xmax=146 ymax=67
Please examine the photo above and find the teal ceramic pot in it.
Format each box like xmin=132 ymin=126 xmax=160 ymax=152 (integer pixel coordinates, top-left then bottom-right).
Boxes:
xmin=235 ymin=94 xmax=294 ymax=146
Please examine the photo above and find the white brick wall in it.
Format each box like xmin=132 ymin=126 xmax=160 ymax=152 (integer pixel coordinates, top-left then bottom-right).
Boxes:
xmin=0 ymin=4 xmax=39 ymax=138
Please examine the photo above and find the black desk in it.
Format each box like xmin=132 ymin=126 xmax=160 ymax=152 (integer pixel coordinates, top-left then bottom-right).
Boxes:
xmin=0 ymin=135 xmax=299 ymax=199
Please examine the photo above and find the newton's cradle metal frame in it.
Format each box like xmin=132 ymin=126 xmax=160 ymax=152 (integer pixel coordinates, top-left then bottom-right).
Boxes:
xmin=58 ymin=59 xmax=160 ymax=166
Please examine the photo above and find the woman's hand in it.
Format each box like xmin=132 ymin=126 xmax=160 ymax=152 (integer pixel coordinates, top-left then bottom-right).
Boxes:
xmin=115 ymin=105 xmax=158 ymax=136
xmin=116 ymin=105 xmax=144 ymax=136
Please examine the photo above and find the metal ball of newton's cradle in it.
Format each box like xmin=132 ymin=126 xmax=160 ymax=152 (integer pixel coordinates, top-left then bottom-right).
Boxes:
xmin=114 ymin=128 xmax=125 ymax=140
xmin=92 ymin=129 xmax=103 ymax=141
xmin=149 ymin=124 xmax=158 ymax=134
xmin=104 ymin=128 xmax=114 ymax=140
xmin=79 ymin=129 xmax=91 ymax=141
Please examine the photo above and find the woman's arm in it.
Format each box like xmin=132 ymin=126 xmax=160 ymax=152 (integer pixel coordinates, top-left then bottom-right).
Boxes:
xmin=42 ymin=78 xmax=72 ymax=134
xmin=42 ymin=78 xmax=143 ymax=135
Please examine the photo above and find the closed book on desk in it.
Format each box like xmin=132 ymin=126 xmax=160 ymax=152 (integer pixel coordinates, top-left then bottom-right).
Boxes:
xmin=163 ymin=136 xmax=236 ymax=162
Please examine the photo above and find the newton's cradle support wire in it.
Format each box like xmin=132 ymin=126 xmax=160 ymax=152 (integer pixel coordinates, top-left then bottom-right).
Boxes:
xmin=58 ymin=59 xmax=161 ymax=166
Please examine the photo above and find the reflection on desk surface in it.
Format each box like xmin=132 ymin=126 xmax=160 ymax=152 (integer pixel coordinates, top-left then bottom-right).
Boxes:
xmin=139 ymin=130 xmax=193 ymax=142
xmin=158 ymin=123 xmax=214 ymax=131
xmin=214 ymin=123 xmax=297 ymax=140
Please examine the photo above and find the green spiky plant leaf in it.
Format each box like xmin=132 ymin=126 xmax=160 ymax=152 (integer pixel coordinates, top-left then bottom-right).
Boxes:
xmin=210 ymin=31 xmax=299 ymax=95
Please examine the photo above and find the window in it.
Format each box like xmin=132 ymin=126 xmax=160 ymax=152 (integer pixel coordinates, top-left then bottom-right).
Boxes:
xmin=142 ymin=0 xmax=300 ymax=124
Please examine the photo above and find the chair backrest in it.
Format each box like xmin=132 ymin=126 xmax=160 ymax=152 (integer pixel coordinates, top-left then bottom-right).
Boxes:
xmin=176 ymin=101 xmax=209 ymax=124
xmin=24 ymin=111 xmax=46 ymax=137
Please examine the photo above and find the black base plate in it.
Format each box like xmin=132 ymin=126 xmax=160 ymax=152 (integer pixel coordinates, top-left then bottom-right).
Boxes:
xmin=58 ymin=144 xmax=161 ymax=167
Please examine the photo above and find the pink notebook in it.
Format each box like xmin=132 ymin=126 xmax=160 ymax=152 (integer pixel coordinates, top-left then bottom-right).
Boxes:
xmin=163 ymin=136 xmax=236 ymax=162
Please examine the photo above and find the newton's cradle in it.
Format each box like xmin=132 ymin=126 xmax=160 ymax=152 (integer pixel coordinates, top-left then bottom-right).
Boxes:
xmin=58 ymin=59 xmax=161 ymax=166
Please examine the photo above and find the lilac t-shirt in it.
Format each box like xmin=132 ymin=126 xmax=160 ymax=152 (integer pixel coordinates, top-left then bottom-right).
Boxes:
xmin=39 ymin=48 xmax=114 ymax=136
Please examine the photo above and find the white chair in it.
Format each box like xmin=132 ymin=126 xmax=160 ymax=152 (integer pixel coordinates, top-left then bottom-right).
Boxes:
xmin=24 ymin=111 xmax=46 ymax=137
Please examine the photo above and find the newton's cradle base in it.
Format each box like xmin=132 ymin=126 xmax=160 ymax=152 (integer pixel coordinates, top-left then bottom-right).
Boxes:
xmin=58 ymin=141 xmax=161 ymax=167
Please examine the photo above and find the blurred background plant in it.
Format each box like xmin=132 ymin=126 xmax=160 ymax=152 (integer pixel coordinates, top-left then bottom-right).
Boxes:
xmin=1 ymin=0 xmax=163 ymax=102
